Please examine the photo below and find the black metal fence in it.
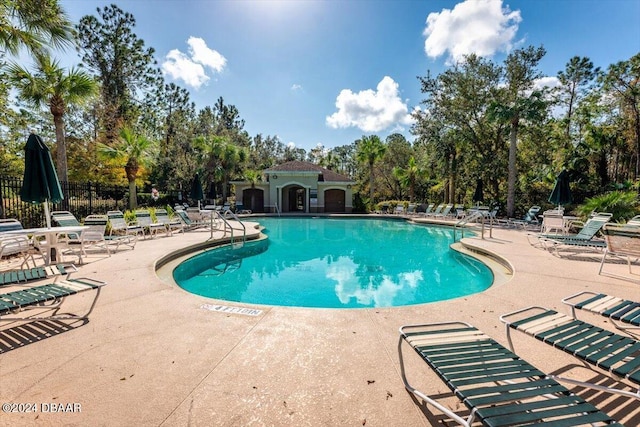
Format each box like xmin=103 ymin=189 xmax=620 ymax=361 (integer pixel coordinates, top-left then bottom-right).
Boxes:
xmin=0 ymin=176 xmax=129 ymax=228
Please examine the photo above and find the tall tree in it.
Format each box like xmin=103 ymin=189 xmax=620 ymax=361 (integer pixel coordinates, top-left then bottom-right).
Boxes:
xmin=489 ymin=46 xmax=547 ymax=217
xmin=600 ymin=53 xmax=640 ymax=178
xmin=355 ymin=134 xmax=386 ymax=206
xmin=146 ymin=82 xmax=196 ymax=190
xmin=76 ymin=4 xmax=160 ymax=144
xmin=211 ymin=97 xmax=250 ymax=148
xmin=557 ymin=56 xmax=600 ymax=142
xmin=250 ymin=134 xmax=285 ymax=170
xmin=7 ymin=54 xmax=97 ymax=182
xmin=98 ymin=126 xmax=154 ymax=209
xmin=413 ymin=54 xmax=504 ymax=204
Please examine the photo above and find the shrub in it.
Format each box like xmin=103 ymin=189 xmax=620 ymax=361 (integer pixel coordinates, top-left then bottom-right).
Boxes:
xmin=577 ymin=190 xmax=638 ymax=222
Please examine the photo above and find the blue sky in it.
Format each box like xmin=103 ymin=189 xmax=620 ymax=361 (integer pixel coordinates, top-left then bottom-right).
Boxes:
xmin=58 ymin=0 xmax=640 ymax=151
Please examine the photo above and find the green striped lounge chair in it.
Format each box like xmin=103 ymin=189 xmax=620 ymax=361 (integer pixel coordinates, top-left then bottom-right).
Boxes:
xmin=399 ymin=321 xmax=622 ymax=426
xmin=0 ymin=276 xmax=106 ymax=322
xmin=0 ymin=264 xmax=74 ymax=287
xmin=501 ymin=306 xmax=640 ymax=400
xmin=563 ymin=291 xmax=640 ymax=331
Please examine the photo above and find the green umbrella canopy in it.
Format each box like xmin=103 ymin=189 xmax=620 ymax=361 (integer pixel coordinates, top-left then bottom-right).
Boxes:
xmin=189 ymin=173 xmax=204 ymax=201
xmin=548 ymin=169 xmax=572 ymax=207
xmin=20 ymin=133 xmax=63 ymax=204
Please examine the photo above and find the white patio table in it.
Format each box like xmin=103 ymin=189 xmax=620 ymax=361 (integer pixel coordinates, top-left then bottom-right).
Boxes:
xmin=0 ymin=225 xmax=88 ymax=265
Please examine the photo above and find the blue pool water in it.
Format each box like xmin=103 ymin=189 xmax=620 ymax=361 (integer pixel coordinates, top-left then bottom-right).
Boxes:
xmin=173 ymin=217 xmax=493 ymax=308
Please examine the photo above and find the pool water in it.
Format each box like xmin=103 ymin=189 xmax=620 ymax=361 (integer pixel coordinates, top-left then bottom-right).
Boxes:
xmin=173 ymin=217 xmax=493 ymax=308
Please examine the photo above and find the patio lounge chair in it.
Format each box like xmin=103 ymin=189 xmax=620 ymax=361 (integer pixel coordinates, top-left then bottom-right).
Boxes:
xmin=398 ymin=321 xmax=622 ymax=426
xmin=500 ymin=306 xmax=640 ymax=399
xmin=175 ymin=210 xmax=221 ymax=231
xmin=424 ymin=203 xmax=444 ymax=217
xmin=154 ymin=208 xmax=184 ymax=236
xmin=106 ymin=210 xmax=141 ymax=248
xmin=529 ymin=212 xmax=612 ymax=251
xmin=50 ymin=210 xmax=82 ymax=240
xmin=135 ymin=210 xmax=167 ymax=238
xmin=54 ymin=214 xmax=117 ymax=264
xmin=511 ymin=205 xmax=541 ymax=229
xmin=597 ymin=223 xmax=640 ymax=281
xmin=0 ymin=276 xmax=106 ymax=322
xmin=418 ymin=203 xmax=434 ymax=217
xmin=0 ymin=219 xmax=37 ymax=267
xmin=432 ymin=203 xmax=454 ymax=218
xmin=0 ymin=264 xmax=74 ymax=287
xmin=563 ymin=291 xmax=640 ymax=331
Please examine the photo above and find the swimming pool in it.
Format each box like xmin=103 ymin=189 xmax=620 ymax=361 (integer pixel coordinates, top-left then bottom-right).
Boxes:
xmin=173 ymin=217 xmax=493 ymax=308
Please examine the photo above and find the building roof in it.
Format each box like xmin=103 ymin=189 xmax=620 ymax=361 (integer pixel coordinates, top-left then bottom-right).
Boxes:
xmin=265 ymin=161 xmax=353 ymax=182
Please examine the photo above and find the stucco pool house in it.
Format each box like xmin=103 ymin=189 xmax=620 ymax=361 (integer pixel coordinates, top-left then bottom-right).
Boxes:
xmin=231 ymin=160 xmax=355 ymax=214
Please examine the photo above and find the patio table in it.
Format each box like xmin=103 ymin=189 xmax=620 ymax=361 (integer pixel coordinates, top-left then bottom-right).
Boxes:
xmin=0 ymin=226 xmax=88 ymax=265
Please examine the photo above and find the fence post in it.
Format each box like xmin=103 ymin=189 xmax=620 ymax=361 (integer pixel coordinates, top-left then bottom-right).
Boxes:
xmin=88 ymin=181 xmax=93 ymax=213
xmin=0 ymin=176 xmax=4 ymax=218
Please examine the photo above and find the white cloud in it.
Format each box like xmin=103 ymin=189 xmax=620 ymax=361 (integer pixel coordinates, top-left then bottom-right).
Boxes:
xmin=326 ymin=76 xmax=414 ymax=132
xmin=424 ymin=0 xmax=522 ymax=64
xmin=533 ymin=76 xmax=561 ymax=90
xmin=291 ymin=84 xmax=303 ymax=91
xmin=187 ymin=37 xmax=226 ymax=72
xmin=161 ymin=37 xmax=226 ymax=89
xmin=162 ymin=49 xmax=209 ymax=88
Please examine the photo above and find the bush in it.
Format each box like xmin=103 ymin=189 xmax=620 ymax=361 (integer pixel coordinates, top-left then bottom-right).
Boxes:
xmin=577 ymin=190 xmax=639 ymax=222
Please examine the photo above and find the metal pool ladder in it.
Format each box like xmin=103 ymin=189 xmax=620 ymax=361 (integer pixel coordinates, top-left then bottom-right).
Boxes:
xmin=209 ymin=209 xmax=247 ymax=246
xmin=454 ymin=210 xmax=493 ymax=241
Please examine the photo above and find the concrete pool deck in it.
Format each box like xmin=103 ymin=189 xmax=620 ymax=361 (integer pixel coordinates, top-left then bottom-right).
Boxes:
xmin=1 ymin=217 xmax=640 ymax=426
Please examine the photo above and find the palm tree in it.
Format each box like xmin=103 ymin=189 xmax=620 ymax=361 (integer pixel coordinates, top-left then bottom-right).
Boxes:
xmin=393 ymin=156 xmax=426 ymax=202
xmin=0 ymin=0 xmax=73 ymax=58
xmin=98 ymin=127 xmax=154 ymax=209
xmin=356 ymin=135 xmax=386 ymax=207
xmin=219 ymin=143 xmax=247 ymax=200
xmin=489 ymin=46 xmax=547 ymax=217
xmin=7 ymin=54 xmax=97 ymax=182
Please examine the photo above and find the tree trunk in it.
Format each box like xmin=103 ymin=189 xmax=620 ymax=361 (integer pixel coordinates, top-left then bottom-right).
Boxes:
xmin=53 ymin=113 xmax=68 ymax=183
xmin=125 ymin=163 xmax=139 ymax=210
xmin=506 ymin=119 xmax=519 ymax=218
xmin=448 ymin=152 xmax=456 ymax=204
xmin=128 ymin=180 xmax=137 ymax=209
xmin=369 ymin=161 xmax=375 ymax=204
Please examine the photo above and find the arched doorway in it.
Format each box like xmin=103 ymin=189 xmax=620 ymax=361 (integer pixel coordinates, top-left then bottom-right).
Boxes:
xmin=324 ymin=189 xmax=345 ymax=213
xmin=282 ymin=185 xmax=306 ymax=212
xmin=243 ymin=188 xmax=264 ymax=213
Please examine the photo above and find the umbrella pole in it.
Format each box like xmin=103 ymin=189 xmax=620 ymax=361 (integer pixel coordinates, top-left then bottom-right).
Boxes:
xmin=44 ymin=200 xmax=51 ymax=228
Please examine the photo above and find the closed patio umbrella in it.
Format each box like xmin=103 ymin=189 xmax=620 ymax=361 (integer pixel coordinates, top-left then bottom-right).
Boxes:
xmin=189 ymin=173 xmax=204 ymax=209
xmin=207 ymin=182 xmax=217 ymax=204
xmin=548 ymin=169 xmax=572 ymax=209
xmin=472 ymin=178 xmax=484 ymax=206
xmin=19 ymin=132 xmax=63 ymax=228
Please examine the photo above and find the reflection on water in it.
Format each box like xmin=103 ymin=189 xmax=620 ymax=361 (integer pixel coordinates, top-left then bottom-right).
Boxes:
xmin=327 ymin=255 xmax=424 ymax=307
xmin=173 ymin=218 xmax=493 ymax=308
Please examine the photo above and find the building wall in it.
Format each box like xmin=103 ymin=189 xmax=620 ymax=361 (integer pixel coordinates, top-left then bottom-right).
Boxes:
xmin=233 ymin=174 xmax=353 ymax=213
